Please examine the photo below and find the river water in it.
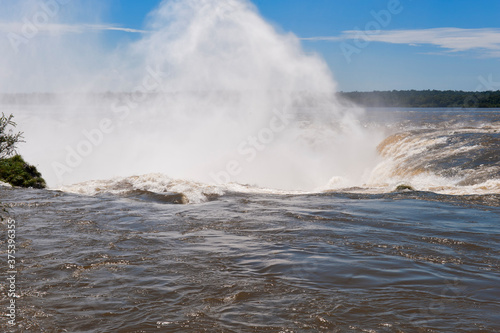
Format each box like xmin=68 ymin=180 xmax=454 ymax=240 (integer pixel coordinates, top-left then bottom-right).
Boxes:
xmin=1 ymin=108 xmax=500 ymax=332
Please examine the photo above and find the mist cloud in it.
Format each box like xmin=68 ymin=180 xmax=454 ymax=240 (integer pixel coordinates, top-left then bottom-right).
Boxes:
xmin=2 ymin=0 xmax=381 ymax=191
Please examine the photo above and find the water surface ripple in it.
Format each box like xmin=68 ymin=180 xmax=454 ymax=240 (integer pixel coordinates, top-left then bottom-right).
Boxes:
xmin=1 ymin=187 xmax=499 ymax=332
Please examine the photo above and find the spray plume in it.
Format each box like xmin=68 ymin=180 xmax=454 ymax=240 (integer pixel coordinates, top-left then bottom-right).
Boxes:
xmin=2 ymin=0 xmax=381 ymax=191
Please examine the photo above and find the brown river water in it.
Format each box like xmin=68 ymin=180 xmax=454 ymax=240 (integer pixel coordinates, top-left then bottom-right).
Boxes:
xmin=1 ymin=108 xmax=500 ymax=332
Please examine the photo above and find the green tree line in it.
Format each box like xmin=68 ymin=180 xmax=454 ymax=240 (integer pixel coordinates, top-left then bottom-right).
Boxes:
xmin=339 ymin=90 xmax=500 ymax=108
xmin=2 ymin=90 xmax=500 ymax=108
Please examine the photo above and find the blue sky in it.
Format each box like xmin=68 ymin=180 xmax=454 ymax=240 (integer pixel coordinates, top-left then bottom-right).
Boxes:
xmin=101 ymin=0 xmax=500 ymax=92
xmin=3 ymin=0 xmax=500 ymax=92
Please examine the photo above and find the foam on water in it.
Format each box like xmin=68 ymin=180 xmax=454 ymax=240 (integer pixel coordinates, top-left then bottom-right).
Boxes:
xmin=362 ymin=124 xmax=500 ymax=195
xmin=60 ymin=173 xmax=224 ymax=204
xmin=0 ymin=180 xmax=12 ymax=187
xmin=60 ymin=173 xmax=308 ymax=204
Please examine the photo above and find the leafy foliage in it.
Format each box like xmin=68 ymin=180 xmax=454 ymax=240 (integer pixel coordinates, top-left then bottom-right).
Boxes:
xmin=0 ymin=113 xmax=24 ymax=159
xmin=0 ymin=114 xmax=46 ymax=188
xmin=0 ymin=155 xmax=46 ymax=189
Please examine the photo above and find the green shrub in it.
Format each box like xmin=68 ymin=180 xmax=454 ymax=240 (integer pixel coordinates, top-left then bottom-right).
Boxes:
xmin=0 ymin=155 xmax=46 ymax=189
xmin=0 ymin=113 xmax=24 ymax=159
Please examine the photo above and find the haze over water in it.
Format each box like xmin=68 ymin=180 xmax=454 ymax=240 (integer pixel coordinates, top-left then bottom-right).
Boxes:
xmin=3 ymin=0 xmax=381 ymax=192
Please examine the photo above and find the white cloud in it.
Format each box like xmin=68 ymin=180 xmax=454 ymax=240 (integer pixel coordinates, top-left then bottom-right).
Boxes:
xmin=300 ymin=36 xmax=343 ymax=42
xmin=84 ymin=24 xmax=149 ymax=34
xmin=302 ymin=28 xmax=500 ymax=57
xmin=0 ymin=22 xmax=149 ymax=34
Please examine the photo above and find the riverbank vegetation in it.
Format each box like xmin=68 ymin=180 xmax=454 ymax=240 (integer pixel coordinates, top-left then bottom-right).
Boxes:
xmin=339 ymin=90 xmax=500 ymax=108
xmin=0 ymin=113 xmax=46 ymax=188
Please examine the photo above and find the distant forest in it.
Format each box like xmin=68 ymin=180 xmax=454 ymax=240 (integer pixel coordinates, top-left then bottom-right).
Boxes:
xmin=339 ymin=90 xmax=500 ymax=108
xmin=1 ymin=90 xmax=500 ymax=108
